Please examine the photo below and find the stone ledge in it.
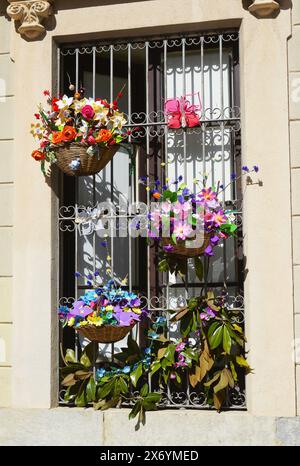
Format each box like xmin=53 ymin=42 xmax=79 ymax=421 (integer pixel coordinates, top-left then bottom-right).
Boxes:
xmin=0 ymin=408 xmax=299 ymax=446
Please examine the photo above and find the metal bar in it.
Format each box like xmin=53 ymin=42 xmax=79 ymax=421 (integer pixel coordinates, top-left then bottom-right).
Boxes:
xmin=57 ymin=47 xmax=60 ymax=96
xmin=145 ymin=42 xmax=151 ymax=307
xmin=182 ymin=38 xmax=187 ymax=184
xmin=75 ymin=48 xmax=79 ymax=92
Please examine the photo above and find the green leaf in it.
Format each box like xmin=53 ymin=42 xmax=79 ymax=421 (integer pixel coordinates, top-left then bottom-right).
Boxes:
xmin=194 ymin=257 xmax=204 ymax=281
xmin=208 ymin=323 xmax=224 ymax=349
xmin=118 ymin=377 xmax=129 ymax=395
xmin=222 ymin=326 xmax=232 ymax=354
xmin=162 ymin=190 xmax=172 ymax=201
xmin=86 ymin=376 xmax=96 ymax=402
xmin=130 ymin=363 xmax=143 ymax=387
xmin=170 ymin=192 xmax=178 ymax=203
xmin=158 ymin=259 xmax=169 ymax=272
xmin=236 ymin=355 xmax=250 ymax=368
xmin=150 ymin=360 xmax=161 ymax=376
xmin=171 ymin=233 xmax=177 ymax=245
xmin=80 ymin=352 xmax=92 ymax=368
xmin=144 ymin=392 xmax=161 ymax=404
xmin=164 ymin=344 xmax=176 ymax=362
xmin=230 ymin=361 xmax=238 ymax=382
xmin=65 ymin=349 xmax=76 ymax=364
xmin=97 ymin=380 xmax=114 ymax=400
xmin=140 ymin=383 xmax=149 ymax=397
xmin=129 ymin=401 xmax=141 ymax=420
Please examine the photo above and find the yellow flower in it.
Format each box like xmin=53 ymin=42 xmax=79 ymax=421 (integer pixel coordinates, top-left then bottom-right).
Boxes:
xmin=146 ymin=186 xmax=150 ymax=192
xmin=107 ymin=255 xmax=111 ymax=261
xmin=132 ymin=307 xmax=142 ymax=315
xmin=106 ymin=305 xmax=114 ymax=311
xmin=67 ymin=317 xmax=75 ymax=327
xmin=109 ymin=111 xmax=127 ymax=130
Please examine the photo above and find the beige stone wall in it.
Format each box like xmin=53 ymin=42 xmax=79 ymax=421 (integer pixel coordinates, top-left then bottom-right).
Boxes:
xmin=289 ymin=1 xmax=300 ymax=416
xmin=0 ymin=0 xmax=297 ymax=418
xmin=0 ymin=6 xmax=13 ymax=407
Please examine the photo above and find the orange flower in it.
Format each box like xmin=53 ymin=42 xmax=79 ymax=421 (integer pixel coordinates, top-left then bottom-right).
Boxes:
xmin=62 ymin=125 xmax=77 ymax=142
xmin=31 ymin=150 xmax=45 ymax=161
xmin=52 ymin=131 xmax=63 ymax=144
xmin=95 ymin=129 xmax=113 ymax=143
xmin=152 ymin=192 xmax=161 ymax=200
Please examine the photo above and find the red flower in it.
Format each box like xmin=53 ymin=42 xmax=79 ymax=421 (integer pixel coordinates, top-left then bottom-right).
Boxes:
xmin=31 ymin=150 xmax=45 ymax=161
xmin=34 ymin=113 xmax=40 ymax=120
xmin=43 ymin=90 xmax=50 ymax=96
xmin=52 ymin=97 xmax=59 ymax=112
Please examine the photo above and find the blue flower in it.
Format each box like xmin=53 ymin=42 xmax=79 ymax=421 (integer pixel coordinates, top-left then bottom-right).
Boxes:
xmin=230 ymin=173 xmax=237 ymax=181
xmin=178 ymin=175 xmax=183 ymax=182
xmin=96 ymin=368 xmax=106 ymax=379
xmin=100 ymin=241 xmax=108 ymax=247
xmin=122 ymin=365 xmax=131 ymax=374
xmin=74 ymin=271 xmax=81 ymax=277
xmin=144 ymin=347 xmax=151 ymax=355
xmin=69 ymin=159 xmax=81 ymax=170
xmin=242 ymin=166 xmax=249 ymax=172
xmin=182 ymin=187 xmax=190 ymax=197
xmin=253 ymin=165 xmax=259 ymax=173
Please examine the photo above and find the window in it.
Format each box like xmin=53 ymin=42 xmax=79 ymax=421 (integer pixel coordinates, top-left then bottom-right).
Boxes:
xmin=58 ymin=31 xmax=245 ymax=408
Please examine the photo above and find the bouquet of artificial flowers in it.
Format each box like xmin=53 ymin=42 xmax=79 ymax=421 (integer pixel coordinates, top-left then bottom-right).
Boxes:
xmin=30 ymin=88 xmax=128 ymax=176
xmin=58 ymin=280 xmax=148 ymax=343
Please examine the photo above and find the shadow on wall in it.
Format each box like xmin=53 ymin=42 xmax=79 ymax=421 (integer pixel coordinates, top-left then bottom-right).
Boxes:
xmin=242 ymin=0 xmax=293 ymax=12
xmin=55 ymin=0 xmax=153 ymax=10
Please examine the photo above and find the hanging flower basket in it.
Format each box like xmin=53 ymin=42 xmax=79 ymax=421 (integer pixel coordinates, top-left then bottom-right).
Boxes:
xmin=54 ymin=142 xmax=120 ymax=176
xmin=76 ymin=323 xmax=134 ymax=343
xmin=162 ymin=235 xmax=210 ymax=258
xmin=30 ymin=88 xmax=128 ymax=177
xmin=58 ymin=280 xmax=148 ymax=345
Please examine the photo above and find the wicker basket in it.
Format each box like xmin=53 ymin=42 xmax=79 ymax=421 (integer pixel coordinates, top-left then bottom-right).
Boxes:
xmin=76 ymin=324 xmax=134 ymax=343
xmin=162 ymin=234 xmax=210 ymax=257
xmin=54 ymin=142 xmax=119 ymax=176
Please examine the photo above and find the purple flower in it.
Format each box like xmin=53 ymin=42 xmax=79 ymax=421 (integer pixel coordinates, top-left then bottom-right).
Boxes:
xmin=94 ymin=271 xmax=99 ymax=277
xmin=170 ymin=373 xmax=176 ymax=380
xmin=130 ymin=297 xmax=141 ymax=307
xmin=69 ymin=300 xmax=93 ymax=318
xmin=87 ymin=280 xmax=92 ymax=286
xmin=204 ymin=245 xmax=214 ymax=256
xmin=210 ymin=235 xmax=220 ymax=246
xmin=231 ymin=172 xmax=237 ymax=180
xmin=75 ymin=272 xmax=81 ymax=277
xmin=253 ymin=165 xmax=259 ymax=173
xmin=163 ymin=244 xmax=175 ymax=252
xmin=242 ymin=166 xmax=249 ymax=172
xmin=162 ymin=184 xmax=168 ymax=190
xmin=178 ymin=175 xmax=183 ymax=182
xmin=100 ymin=241 xmax=107 ymax=247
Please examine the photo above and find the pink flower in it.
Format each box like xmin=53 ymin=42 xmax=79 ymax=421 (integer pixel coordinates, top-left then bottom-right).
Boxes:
xmin=173 ymin=222 xmax=192 ymax=240
xmin=176 ymin=342 xmax=186 ymax=352
xmin=81 ymin=105 xmax=95 ymax=120
xmin=212 ymin=210 xmax=227 ymax=227
xmin=170 ymin=373 xmax=176 ymax=380
xmin=88 ymin=135 xmax=96 ymax=145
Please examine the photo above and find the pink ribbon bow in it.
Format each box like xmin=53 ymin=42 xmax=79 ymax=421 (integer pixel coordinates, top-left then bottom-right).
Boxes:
xmin=164 ymin=92 xmax=202 ymax=129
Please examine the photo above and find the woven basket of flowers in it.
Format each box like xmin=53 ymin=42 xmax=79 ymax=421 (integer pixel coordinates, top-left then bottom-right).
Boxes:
xmin=30 ymin=89 xmax=127 ymax=177
xmin=58 ymin=280 xmax=147 ymax=344
xmin=76 ymin=323 xmax=134 ymax=343
xmin=162 ymin=235 xmax=210 ymax=258
xmin=54 ymin=142 xmax=120 ymax=177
